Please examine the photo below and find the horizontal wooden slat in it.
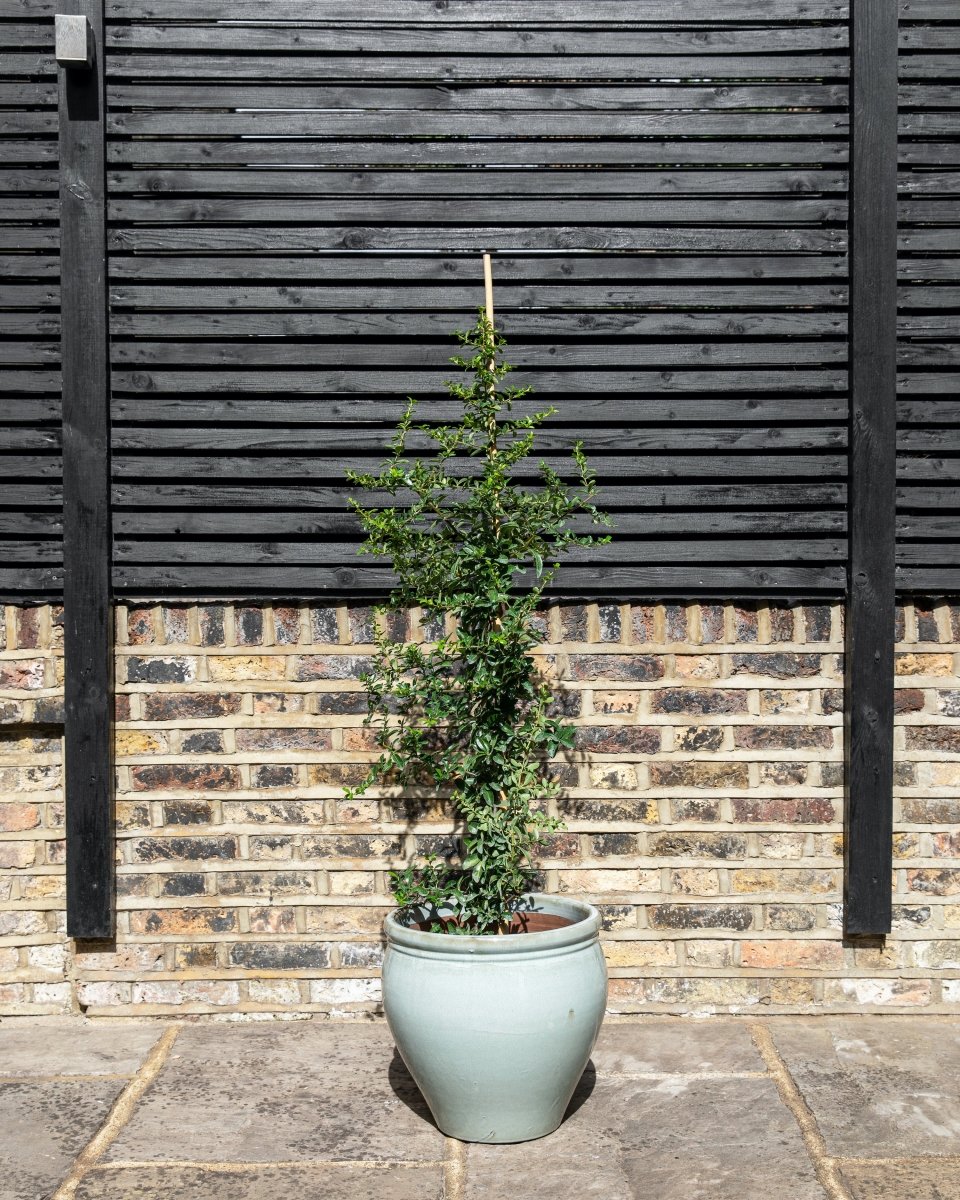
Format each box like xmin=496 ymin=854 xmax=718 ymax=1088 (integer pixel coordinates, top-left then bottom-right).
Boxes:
xmin=103 ymin=1 xmax=850 ymax=21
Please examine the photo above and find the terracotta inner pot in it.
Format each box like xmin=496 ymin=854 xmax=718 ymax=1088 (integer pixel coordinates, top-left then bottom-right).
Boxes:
xmin=414 ymin=911 xmax=574 ymax=935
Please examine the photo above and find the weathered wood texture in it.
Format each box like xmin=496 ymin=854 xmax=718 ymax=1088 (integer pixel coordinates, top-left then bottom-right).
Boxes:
xmin=845 ymin=0 xmax=898 ymax=937
xmin=0 ymin=10 xmax=62 ymax=591
xmin=59 ymin=0 xmax=115 ymax=938
xmin=102 ymin=1 xmax=851 ymax=595
xmin=897 ymin=7 xmax=960 ymax=593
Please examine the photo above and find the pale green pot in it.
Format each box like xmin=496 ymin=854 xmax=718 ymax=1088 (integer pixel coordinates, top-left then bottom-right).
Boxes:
xmin=382 ymin=893 xmax=608 ymax=1144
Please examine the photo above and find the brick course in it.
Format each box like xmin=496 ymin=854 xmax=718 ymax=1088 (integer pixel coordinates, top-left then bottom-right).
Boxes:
xmin=1 ymin=599 xmax=959 ymax=1017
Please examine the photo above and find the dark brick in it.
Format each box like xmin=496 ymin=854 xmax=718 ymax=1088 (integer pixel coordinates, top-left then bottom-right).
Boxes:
xmin=238 ymin=728 xmax=332 ymax=752
xmin=252 ymin=764 xmax=297 ymax=789
xmin=132 ymin=837 xmax=237 ymax=862
xmin=649 ymin=833 xmax=747 ymax=859
xmin=892 ymin=905 xmax=932 ymax=927
xmin=413 ymin=834 xmax=460 ymax=862
xmin=273 ymin=606 xmax=302 ymax=645
xmin=198 ymin=605 xmax=225 ymax=646
xmin=591 ymin=833 xmax=637 ymax=856
xmin=630 ymin=605 xmax=657 ymax=645
xmin=308 ymin=763 xmax=369 ymax=786
xmin=650 ymin=762 xmax=749 ymax=789
xmin=768 ymin=605 xmax=796 ymax=643
xmin=315 ymin=693 xmax=369 ymax=716
xmin=895 ymin=606 xmax=906 ymax=642
xmin=126 ymin=656 xmax=195 ymax=684
xmin=310 ymin=607 xmax=340 ymax=644
xmin=597 ymin=605 xmax=622 ymax=643
xmin=116 ymin=874 xmax=154 ymax=898
xmin=162 ymin=800 xmax=213 ymax=825
xmin=574 ymin=726 xmax=660 ymax=754
xmin=651 ymin=689 xmax=747 ymax=715
xmin=235 ymin=607 xmax=264 ymax=646
xmin=734 ymin=604 xmax=759 ymax=643
xmin=665 ymin=605 xmax=688 ymax=642
xmin=731 ymin=653 xmax=821 ymax=679
xmin=161 ymin=872 xmax=206 ymax=897
xmin=733 ymin=725 xmax=833 ymax=751
xmin=894 ymin=762 xmax=917 ymax=787
xmin=760 ymin=762 xmax=808 ymax=786
xmin=915 ymin=602 xmax=940 ymax=643
xmin=420 ymin=609 xmax=445 ymax=642
xmin=559 ymin=604 xmax=589 ymax=642
xmin=115 ymin=695 xmax=131 ymax=721
xmin=895 ymin=689 xmax=925 ymax=714
xmin=127 ymin=607 xmax=155 ymax=645
xmin=669 ymin=798 xmax=722 ymax=822
xmin=229 ymin=942 xmax=331 ymax=970
xmin=648 ymin=905 xmax=754 ymax=931
xmin=383 ymin=609 xmax=408 ymax=643
xmin=181 ymin=730 xmax=225 ymax=754
xmin=547 ymin=690 xmax=581 ymax=718
xmin=731 ymin=797 xmax=836 ymax=824
xmin=302 ymin=834 xmax=403 ymax=859
xmin=546 ymin=762 xmax=579 ymax=787
xmin=568 ymin=654 xmax=664 ymax=683
xmin=906 ymin=727 xmax=960 ymax=753
xmin=803 ymin=605 xmax=833 ymax=642
xmin=765 ymin=905 xmax=816 ymax=931
xmin=559 ymin=797 xmax=655 ymax=822
xmin=698 ymin=604 xmax=725 ymax=645
xmin=676 ymin=726 xmax=723 ymax=752
xmin=0 ymin=700 xmax=24 ymax=724
xmin=295 ymin=654 xmax=369 ymax=681
xmin=143 ymin=693 xmax=242 ymax=721
xmin=820 ymin=763 xmax=844 ymax=788
xmin=131 ymin=764 xmax=241 ymax=792
xmin=348 ymin=606 xmax=376 ymax=644
xmin=822 ymin=688 xmax=843 ymax=715
xmin=540 ymin=833 xmax=580 ymax=859
xmin=597 ymin=904 xmax=636 ymax=931
xmin=16 ymin=607 xmax=42 ymax=650
xmin=901 ymin=798 xmax=960 ymax=823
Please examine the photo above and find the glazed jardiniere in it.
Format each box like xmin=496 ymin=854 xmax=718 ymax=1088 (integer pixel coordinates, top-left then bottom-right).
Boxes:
xmin=382 ymin=893 xmax=607 ymax=1144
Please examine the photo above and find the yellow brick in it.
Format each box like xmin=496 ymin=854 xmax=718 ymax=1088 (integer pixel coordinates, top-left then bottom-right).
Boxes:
xmin=207 ymin=655 xmax=287 ymax=681
xmin=896 ymin=653 xmax=954 ymax=677
xmin=115 ymin=730 xmax=169 ymax=756
xmin=603 ymin=941 xmax=676 ymax=967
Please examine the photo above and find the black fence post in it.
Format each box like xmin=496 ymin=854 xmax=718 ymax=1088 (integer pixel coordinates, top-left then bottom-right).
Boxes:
xmin=59 ymin=0 xmax=115 ymax=938
xmin=845 ymin=0 xmax=898 ymax=936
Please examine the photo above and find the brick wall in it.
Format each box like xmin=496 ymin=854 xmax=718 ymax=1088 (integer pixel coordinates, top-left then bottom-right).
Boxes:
xmin=1 ymin=598 xmax=959 ymax=1018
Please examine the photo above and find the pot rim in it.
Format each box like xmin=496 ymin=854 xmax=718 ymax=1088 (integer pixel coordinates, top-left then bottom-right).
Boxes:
xmin=384 ymin=892 xmax=601 ymax=957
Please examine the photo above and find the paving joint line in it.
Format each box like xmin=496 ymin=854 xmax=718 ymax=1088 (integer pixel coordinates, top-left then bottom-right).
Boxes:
xmin=49 ymin=1026 xmax=181 ymax=1200
xmin=443 ymin=1136 xmax=467 ymax=1200
xmin=97 ymin=1159 xmax=446 ymax=1172
xmin=749 ymin=1022 xmax=852 ymax=1200
xmin=0 ymin=1073 xmax=136 ymax=1083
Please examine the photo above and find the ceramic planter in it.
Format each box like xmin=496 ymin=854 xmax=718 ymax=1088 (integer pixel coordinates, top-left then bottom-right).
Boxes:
xmin=382 ymin=892 xmax=607 ymax=1144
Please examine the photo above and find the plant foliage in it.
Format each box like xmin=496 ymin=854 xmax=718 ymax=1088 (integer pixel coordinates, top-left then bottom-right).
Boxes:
xmin=345 ymin=313 xmax=611 ymax=933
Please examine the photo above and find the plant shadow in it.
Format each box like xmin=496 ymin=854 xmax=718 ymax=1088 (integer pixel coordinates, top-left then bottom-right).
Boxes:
xmin=387 ymin=1048 xmax=597 ymax=1132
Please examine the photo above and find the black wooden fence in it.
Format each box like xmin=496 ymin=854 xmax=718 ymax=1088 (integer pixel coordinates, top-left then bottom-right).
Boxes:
xmin=0 ymin=0 xmax=953 ymax=937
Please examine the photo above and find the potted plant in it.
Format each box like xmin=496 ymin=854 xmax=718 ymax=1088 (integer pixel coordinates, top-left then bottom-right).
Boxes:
xmin=345 ymin=261 xmax=612 ymax=1144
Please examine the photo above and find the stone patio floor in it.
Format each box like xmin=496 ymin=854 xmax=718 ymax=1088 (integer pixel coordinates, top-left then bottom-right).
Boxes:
xmin=2 ymin=1016 xmax=959 ymax=1200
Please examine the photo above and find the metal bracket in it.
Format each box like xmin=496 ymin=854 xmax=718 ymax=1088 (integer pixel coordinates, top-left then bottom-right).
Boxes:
xmin=55 ymin=14 xmax=92 ymax=68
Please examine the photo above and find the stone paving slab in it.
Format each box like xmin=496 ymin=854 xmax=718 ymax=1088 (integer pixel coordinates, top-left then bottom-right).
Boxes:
xmin=838 ymin=1159 xmax=960 ymax=1200
xmin=468 ymin=1074 xmax=824 ymax=1200
xmin=105 ymin=1022 xmax=445 ymax=1164
xmin=76 ymin=1164 xmax=443 ymax=1200
xmin=0 ymin=1020 xmax=161 ymax=1077
xmin=767 ymin=1017 xmax=960 ymax=1158
xmin=0 ymin=1079 xmax=124 ymax=1200
xmin=592 ymin=1018 xmax=764 ymax=1075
